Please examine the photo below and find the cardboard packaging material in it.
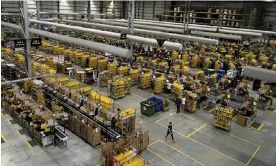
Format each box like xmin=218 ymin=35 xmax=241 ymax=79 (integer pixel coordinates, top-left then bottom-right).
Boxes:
xmin=74 ymin=118 xmax=81 ymax=137
xmin=87 ymin=121 xmax=101 ymax=146
xmin=68 ymin=114 xmax=75 ymax=132
xmin=84 ymin=99 xmax=94 ymax=111
xmin=80 ymin=119 xmax=88 ymax=141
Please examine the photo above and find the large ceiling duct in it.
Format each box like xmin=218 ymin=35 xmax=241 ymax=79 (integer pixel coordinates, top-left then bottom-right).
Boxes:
xmin=110 ymin=19 xmax=263 ymax=37
xmin=29 ymin=19 xmax=183 ymax=50
xmin=54 ymin=19 xmax=219 ymax=45
xmin=124 ymin=19 xmax=276 ymax=36
xmin=2 ymin=22 xmax=132 ymax=58
xmin=244 ymin=66 xmax=276 ymax=83
xmin=191 ymin=31 xmax=242 ymax=41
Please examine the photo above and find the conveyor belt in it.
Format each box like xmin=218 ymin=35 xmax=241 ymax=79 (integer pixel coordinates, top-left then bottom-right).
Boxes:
xmin=43 ymin=87 xmax=121 ymax=140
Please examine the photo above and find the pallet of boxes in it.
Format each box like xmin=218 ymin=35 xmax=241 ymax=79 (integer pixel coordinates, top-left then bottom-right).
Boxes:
xmin=101 ymin=128 xmax=149 ymax=166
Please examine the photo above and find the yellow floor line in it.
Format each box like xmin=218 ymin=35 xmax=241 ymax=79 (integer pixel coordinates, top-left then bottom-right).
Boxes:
xmin=1 ymin=135 xmax=8 ymax=142
xmin=16 ymin=130 xmax=21 ymax=136
xmin=257 ymin=124 xmax=264 ymax=131
xmin=96 ymin=163 xmax=102 ymax=166
xmin=208 ymin=108 xmax=215 ymax=113
xmin=179 ymin=113 xmax=259 ymax=147
xmin=187 ymin=124 xmax=206 ymax=138
xmin=157 ymin=121 xmax=247 ymax=165
xmin=158 ymin=140 xmax=205 ymax=166
xmin=187 ymin=137 xmax=246 ymax=165
xmin=8 ymin=120 xmax=12 ymax=125
xmin=246 ymin=146 xmax=260 ymax=165
xmin=26 ymin=141 xmax=32 ymax=148
xmin=147 ymin=148 xmax=176 ymax=166
xmin=148 ymin=139 xmax=159 ymax=147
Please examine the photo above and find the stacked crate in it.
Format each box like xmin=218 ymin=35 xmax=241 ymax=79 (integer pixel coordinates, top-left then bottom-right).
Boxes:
xmin=108 ymin=62 xmax=117 ymax=76
xmin=154 ymin=76 xmax=165 ymax=94
xmin=88 ymin=56 xmax=98 ymax=69
xmin=140 ymin=73 xmax=152 ymax=89
xmin=118 ymin=66 xmax=129 ymax=76
xmin=98 ymin=58 xmax=108 ymax=71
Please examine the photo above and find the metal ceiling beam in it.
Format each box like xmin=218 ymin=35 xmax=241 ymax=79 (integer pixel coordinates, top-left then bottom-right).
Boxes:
xmin=53 ymin=19 xmax=219 ymax=45
xmin=29 ymin=19 xmax=183 ymax=50
xmin=110 ymin=19 xmax=263 ymax=37
xmin=128 ymin=19 xmax=276 ymax=36
xmin=191 ymin=31 xmax=242 ymax=41
xmin=2 ymin=22 xmax=132 ymax=58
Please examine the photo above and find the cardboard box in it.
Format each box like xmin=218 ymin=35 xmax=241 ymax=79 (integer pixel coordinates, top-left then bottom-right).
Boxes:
xmin=80 ymin=122 xmax=88 ymax=141
xmin=68 ymin=114 xmax=75 ymax=132
xmin=84 ymin=99 xmax=94 ymax=111
xmin=87 ymin=122 xmax=101 ymax=146
xmin=74 ymin=118 xmax=81 ymax=136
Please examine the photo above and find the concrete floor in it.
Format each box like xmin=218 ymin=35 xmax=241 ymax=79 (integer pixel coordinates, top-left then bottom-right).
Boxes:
xmin=2 ymin=85 xmax=276 ymax=166
xmin=2 ymin=53 xmax=276 ymax=165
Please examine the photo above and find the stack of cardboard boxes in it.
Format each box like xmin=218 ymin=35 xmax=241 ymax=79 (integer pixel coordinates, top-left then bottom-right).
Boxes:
xmin=100 ymin=128 xmax=149 ymax=166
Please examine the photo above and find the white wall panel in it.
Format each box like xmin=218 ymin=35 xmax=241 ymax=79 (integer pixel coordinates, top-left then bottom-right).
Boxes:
xmin=1 ymin=1 xmax=20 ymax=12
xmin=27 ymin=0 xmax=36 ymax=14
xmin=143 ymin=1 xmax=154 ymax=20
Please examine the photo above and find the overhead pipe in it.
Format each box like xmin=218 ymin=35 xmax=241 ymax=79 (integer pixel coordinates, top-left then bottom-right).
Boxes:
xmin=244 ymin=66 xmax=276 ymax=83
xmin=109 ymin=19 xmax=263 ymax=37
xmin=121 ymin=19 xmax=274 ymax=36
xmin=54 ymin=19 xmax=219 ymax=45
xmin=2 ymin=22 xmax=132 ymax=58
xmin=191 ymin=31 xmax=242 ymax=41
xmin=1 ymin=13 xmax=22 ymax=16
xmin=39 ymin=12 xmax=114 ymax=16
xmin=29 ymin=19 xmax=183 ymax=50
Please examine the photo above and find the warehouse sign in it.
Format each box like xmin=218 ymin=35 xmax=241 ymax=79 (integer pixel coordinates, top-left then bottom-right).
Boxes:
xmin=31 ymin=38 xmax=42 ymax=47
xmin=120 ymin=33 xmax=127 ymax=40
xmin=14 ymin=39 xmax=26 ymax=48
xmin=156 ymin=39 xmax=165 ymax=47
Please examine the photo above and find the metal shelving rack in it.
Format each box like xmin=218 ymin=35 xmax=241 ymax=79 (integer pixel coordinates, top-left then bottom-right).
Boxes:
xmin=162 ymin=4 xmax=249 ymax=28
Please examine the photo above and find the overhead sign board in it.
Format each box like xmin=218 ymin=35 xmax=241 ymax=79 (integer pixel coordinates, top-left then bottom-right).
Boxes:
xmin=156 ymin=39 xmax=165 ymax=47
xmin=31 ymin=38 xmax=42 ymax=47
xmin=120 ymin=33 xmax=127 ymax=40
xmin=14 ymin=39 xmax=26 ymax=48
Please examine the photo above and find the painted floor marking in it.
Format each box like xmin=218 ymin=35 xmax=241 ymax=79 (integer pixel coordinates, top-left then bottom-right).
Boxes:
xmin=187 ymin=124 xmax=206 ymax=138
xmin=178 ymin=113 xmax=259 ymax=147
xmin=156 ymin=113 xmax=260 ymax=165
xmin=1 ymin=135 xmax=7 ymax=143
xmin=148 ymin=140 xmax=204 ymax=166
xmin=147 ymin=148 xmax=176 ymax=166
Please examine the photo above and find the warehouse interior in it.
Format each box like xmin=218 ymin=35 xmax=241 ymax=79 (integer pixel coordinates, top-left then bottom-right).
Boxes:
xmin=1 ymin=0 xmax=276 ymax=166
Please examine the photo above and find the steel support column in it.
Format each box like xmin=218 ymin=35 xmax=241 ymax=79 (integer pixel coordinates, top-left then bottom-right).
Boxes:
xmin=100 ymin=1 xmax=103 ymax=19
xmin=36 ymin=1 xmax=41 ymax=20
xmin=87 ymin=0 xmax=91 ymax=21
xmin=74 ymin=0 xmax=76 ymax=20
xmin=128 ymin=0 xmax=134 ymax=58
xmin=22 ymin=1 xmax=32 ymax=77
xmin=153 ymin=1 xmax=156 ymax=20
xmin=57 ymin=0 xmax=60 ymax=19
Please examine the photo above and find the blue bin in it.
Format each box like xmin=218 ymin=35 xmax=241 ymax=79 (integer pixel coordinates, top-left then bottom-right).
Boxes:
xmin=148 ymin=97 xmax=163 ymax=112
xmin=216 ymin=70 xmax=225 ymax=77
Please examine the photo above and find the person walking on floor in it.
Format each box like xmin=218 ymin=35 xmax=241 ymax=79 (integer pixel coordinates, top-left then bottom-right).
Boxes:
xmin=165 ymin=122 xmax=175 ymax=143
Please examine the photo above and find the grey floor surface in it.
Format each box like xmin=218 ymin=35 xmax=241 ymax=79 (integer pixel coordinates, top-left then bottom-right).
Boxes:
xmin=3 ymin=85 xmax=275 ymax=166
xmin=2 ymin=55 xmax=276 ymax=165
